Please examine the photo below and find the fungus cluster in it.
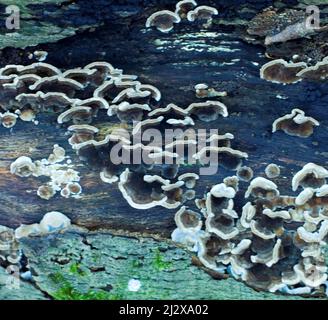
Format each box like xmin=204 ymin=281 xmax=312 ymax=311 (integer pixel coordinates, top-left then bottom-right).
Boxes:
xmin=0 ymin=226 xmax=20 ymax=272
xmin=15 ymin=211 xmax=71 ymax=239
xmin=173 ymin=161 xmax=328 ymax=296
xmin=0 ymin=211 xmax=70 ymax=283
xmin=145 ymin=1 xmax=218 ymax=32
xmin=194 ymin=83 xmax=227 ymax=99
xmin=260 ymin=56 xmax=328 ymax=84
xmin=11 ymin=145 xmax=82 ymax=200
xmin=3 ymin=60 xmax=247 ymax=211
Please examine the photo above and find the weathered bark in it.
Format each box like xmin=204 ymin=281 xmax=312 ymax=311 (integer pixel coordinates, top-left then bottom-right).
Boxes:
xmin=19 ymin=230 xmax=319 ymax=300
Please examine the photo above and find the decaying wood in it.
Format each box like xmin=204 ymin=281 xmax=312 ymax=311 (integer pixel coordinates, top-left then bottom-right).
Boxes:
xmin=0 ymin=1 xmax=328 ymax=239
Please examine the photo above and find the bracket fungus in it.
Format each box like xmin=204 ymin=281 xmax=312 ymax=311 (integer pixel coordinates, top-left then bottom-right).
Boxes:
xmin=10 ymin=156 xmax=36 ymax=178
xmin=39 ymin=211 xmax=71 ymax=234
xmin=0 ymin=111 xmax=18 ymax=128
xmin=175 ymin=206 xmax=202 ymax=232
xmin=260 ymin=59 xmax=307 ymax=84
xmin=16 ymin=92 xmax=75 ymax=113
xmin=37 ymin=184 xmax=56 ymax=201
xmin=296 ymin=57 xmax=328 ymax=81
xmin=15 ymin=224 xmax=41 ymax=240
xmin=187 ymin=5 xmax=218 ymax=24
xmin=237 ymin=166 xmax=254 ymax=182
xmin=272 ymin=108 xmax=319 ymax=138
xmin=118 ymin=169 xmax=182 ymax=210
xmin=178 ymin=173 xmax=199 ymax=189
xmin=175 ymin=0 xmax=197 ymax=19
xmin=224 ymin=176 xmax=240 ymax=192
xmin=16 ymin=108 xmax=37 ymax=123
xmin=62 ymin=68 xmax=98 ymax=86
xmin=186 ymin=101 xmax=228 ymax=122
xmin=146 ymin=10 xmax=181 ymax=33
xmin=245 ymin=177 xmax=279 ymax=199
xmin=57 ymin=106 xmax=94 ymax=125
xmin=265 ymin=164 xmax=281 ymax=179
xmin=193 ymin=147 xmax=248 ymax=171
xmin=292 ymin=163 xmax=328 ymax=192
xmin=206 ymin=133 xmax=234 ymax=148
xmin=15 ymin=212 xmax=71 ymax=239
xmin=112 ymin=87 xmax=152 ymax=105
xmin=109 ymin=101 xmax=151 ymax=123
xmin=205 ymin=184 xmax=239 ymax=240
xmin=194 ymin=83 xmax=227 ymax=99
xmin=0 ymin=62 xmax=61 ymax=78
xmin=29 ymin=76 xmax=84 ymax=98
xmin=67 ymin=124 xmax=99 ymax=147
xmin=0 ymin=226 xmax=20 ymax=269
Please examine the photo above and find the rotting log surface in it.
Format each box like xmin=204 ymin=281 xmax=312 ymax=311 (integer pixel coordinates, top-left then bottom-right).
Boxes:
xmin=0 ymin=0 xmax=328 ymax=240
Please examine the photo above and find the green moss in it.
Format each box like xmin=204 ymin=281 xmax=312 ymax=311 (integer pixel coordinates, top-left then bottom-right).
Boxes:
xmin=152 ymin=249 xmax=173 ymax=272
xmin=52 ymin=285 xmax=124 ymax=300
xmin=49 ymin=272 xmax=66 ymax=285
xmin=49 ymin=271 xmax=123 ymax=300
xmin=131 ymin=259 xmax=143 ymax=268
xmin=68 ymin=262 xmax=87 ymax=276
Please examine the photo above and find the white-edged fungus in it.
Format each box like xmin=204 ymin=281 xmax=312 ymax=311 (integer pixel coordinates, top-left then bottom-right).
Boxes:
xmin=10 ymin=156 xmax=36 ymax=177
xmin=48 ymin=144 xmax=66 ymax=164
xmin=194 ymin=83 xmax=227 ymax=99
xmin=272 ymin=108 xmax=319 ymax=138
xmin=297 ymin=57 xmax=328 ymax=81
xmin=175 ymin=0 xmax=197 ymax=19
xmin=240 ymin=202 xmax=256 ymax=229
xmin=292 ymin=163 xmax=328 ymax=191
xmin=265 ymin=164 xmax=281 ymax=179
xmin=223 ymin=176 xmax=239 ymax=192
xmin=294 ymin=259 xmax=328 ymax=288
xmin=186 ymin=101 xmax=228 ymax=122
xmin=295 ymin=188 xmax=315 ymax=206
xmin=118 ymin=169 xmax=176 ymax=210
xmin=146 ymin=10 xmax=181 ymax=33
xmin=237 ymin=166 xmax=254 ymax=182
xmin=67 ymin=124 xmax=99 ymax=146
xmin=0 ymin=111 xmax=18 ymax=128
xmin=29 ymin=76 xmax=84 ymax=98
xmin=187 ymin=5 xmax=218 ymax=23
xmin=245 ymin=177 xmax=279 ymax=199
xmin=109 ymin=101 xmax=151 ymax=122
xmin=0 ymin=62 xmax=61 ymax=78
xmin=260 ymin=59 xmax=307 ymax=84
xmin=205 ymin=184 xmax=239 ymax=240
xmin=39 ymin=211 xmax=71 ymax=234
xmin=175 ymin=206 xmax=203 ymax=232
xmin=15 ymin=224 xmax=41 ymax=239
xmin=66 ymin=182 xmax=82 ymax=197
xmin=17 ymin=108 xmax=37 ymax=123
xmin=33 ymin=50 xmax=48 ymax=62
xmin=57 ymin=106 xmax=93 ymax=125
xmin=250 ymin=239 xmax=282 ymax=267
xmin=37 ymin=184 xmax=56 ymax=200
xmin=178 ymin=173 xmax=199 ymax=189
xmin=297 ymin=220 xmax=328 ymax=244
xmin=193 ymin=146 xmax=248 ymax=171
